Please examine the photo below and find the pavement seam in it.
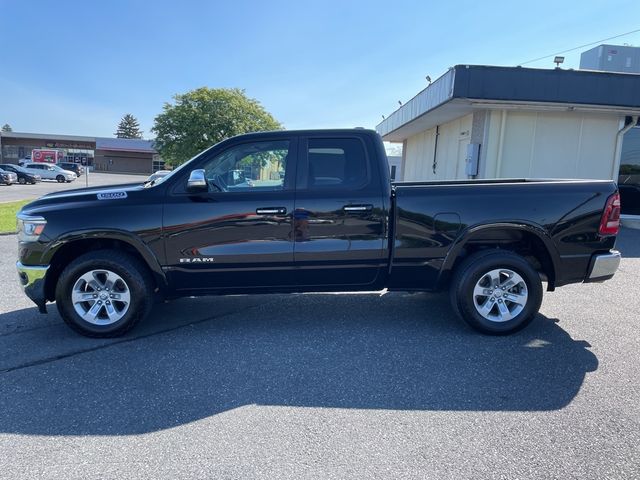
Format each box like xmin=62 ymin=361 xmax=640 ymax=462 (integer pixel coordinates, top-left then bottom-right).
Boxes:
xmin=0 ymin=301 xmax=270 ymax=375
xmin=0 ymin=322 xmax=59 ymax=338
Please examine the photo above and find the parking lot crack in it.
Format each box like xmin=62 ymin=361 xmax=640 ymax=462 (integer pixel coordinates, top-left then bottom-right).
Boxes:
xmin=0 ymin=301 xmax=269 ymax=374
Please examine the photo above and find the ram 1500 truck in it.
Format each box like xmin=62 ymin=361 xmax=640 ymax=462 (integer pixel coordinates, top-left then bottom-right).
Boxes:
xmin=16 ymin=129 xmax=621 ymax=337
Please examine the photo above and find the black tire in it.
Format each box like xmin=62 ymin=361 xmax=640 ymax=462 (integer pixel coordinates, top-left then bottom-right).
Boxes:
xmin=449 ymin=250 xmax=543 ymax=335
xmin=18 ymin=177 xmax=26 ymax=184
xmin=55 ymin=250 xmax=154 ymax=338
xmin=56 ymin=175 xmax=65 ymax=183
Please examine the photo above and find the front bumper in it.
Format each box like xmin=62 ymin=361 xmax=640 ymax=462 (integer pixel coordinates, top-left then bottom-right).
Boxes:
xmin=16 ymin=262 xmax=49 ymax=313
xmin=585 ymin=250 xmax=621 ymax=283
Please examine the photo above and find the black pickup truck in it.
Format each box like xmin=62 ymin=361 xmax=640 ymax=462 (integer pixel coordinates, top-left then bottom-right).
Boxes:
xmin=16 ymin=129 xmax=621 ymax=337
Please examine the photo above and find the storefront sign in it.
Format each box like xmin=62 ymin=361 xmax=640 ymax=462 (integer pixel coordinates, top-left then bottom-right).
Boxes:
xmin=45 ymin=141 xmax=94 ymax=149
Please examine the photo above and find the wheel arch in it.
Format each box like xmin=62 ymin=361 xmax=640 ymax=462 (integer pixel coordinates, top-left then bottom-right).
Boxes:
xmin=438 ymin=222 xmax=560 ymax=291
xmin=43 ymin=230 xmax=167 ymax=302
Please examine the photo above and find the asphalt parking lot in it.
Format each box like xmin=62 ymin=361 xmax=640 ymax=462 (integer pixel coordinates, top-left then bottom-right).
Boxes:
xmin=0 ymin=230 xmax=639 ymax=479
xmin=0 ymin=171 xmax=146 ymax=202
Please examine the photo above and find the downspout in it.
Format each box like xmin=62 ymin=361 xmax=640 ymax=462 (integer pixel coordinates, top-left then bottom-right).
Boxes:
xmin=432 ymin=126 xmax=440 ymax=175
xmin=612 ymin=115 xmax=639 ymax=181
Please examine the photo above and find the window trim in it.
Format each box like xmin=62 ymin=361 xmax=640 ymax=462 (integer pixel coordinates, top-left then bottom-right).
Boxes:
xmin=170 ymin=137 xmax=298 ymax=196
xmin=297 ymin=136 xmax=371 ymax=192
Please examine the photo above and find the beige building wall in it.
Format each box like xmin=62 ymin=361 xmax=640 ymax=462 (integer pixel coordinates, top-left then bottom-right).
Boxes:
xmin=404 ymin=114 xmax=473 ymax=181
xmin=402 ymin=110 xmax=623 ymax=182
xmin=485 ymin=110 xmax=622 ymax=180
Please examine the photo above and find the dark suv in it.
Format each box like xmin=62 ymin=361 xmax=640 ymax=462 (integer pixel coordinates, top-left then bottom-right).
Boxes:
xmin=57 ymin=162 xmax=84 ymax=177
xmin=0 ymin=163 xmax=41 ymax=184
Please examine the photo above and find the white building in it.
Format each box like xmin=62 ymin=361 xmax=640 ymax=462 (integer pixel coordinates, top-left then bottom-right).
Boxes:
xmin=377 ymin=65 xmax=640 ymax=184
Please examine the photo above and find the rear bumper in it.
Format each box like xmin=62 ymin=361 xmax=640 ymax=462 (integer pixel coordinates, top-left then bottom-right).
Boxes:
xmin=585 ymin=250 xmax=621 ymax=283
xmin=16 ymin=262 xmax=49 ymax=313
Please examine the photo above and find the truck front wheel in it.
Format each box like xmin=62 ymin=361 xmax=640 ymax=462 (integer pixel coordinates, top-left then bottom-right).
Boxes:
xmin=55 ymin=250 xmax=153 ymax=337
xmin=449 ymin=250 xmax=543 ymax=335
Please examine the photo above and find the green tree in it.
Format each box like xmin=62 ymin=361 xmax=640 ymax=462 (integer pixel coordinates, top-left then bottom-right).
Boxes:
xmin=1 ymin=124 xmax=12 ymax=132
xmin=115 ymin=114 xmax=143 ymax=139
xmin=151 ymin=87 xmax=281 ymax=166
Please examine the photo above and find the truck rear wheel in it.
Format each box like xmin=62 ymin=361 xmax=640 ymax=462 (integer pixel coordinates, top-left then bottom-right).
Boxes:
xmin=449 ymin=250 xmax=543 ymax=335
xmin=55 ymin=250 xmax=153 ymax=337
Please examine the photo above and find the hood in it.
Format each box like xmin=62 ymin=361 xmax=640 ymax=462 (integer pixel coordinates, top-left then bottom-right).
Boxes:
xmin=22 ymin=182 xmax=146 ymax=212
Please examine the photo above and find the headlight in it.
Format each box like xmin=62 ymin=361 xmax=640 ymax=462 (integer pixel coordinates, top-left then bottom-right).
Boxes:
xmin=17 ymin=213 xmax=46 ymax=242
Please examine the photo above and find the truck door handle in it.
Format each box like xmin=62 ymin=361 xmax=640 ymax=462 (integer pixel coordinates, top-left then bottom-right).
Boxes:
xmin=256 ymin=207 xmax=287 ymax=215
xmin=343 ymin=204 xmax=373 ymax=212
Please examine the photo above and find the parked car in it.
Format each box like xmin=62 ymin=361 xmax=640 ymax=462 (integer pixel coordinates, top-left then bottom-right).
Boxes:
xmin=145 ymin=170 xmax=171 ymax=183
xmin=0 ymin=167 xmax=18 ymax=185
xmin=22 ymin=163 xmax=77 ymax=182
xmin=57 ymin=162 xmax=84 ymax=177
xmin=0 ymin=164 xmax=41 ymax=184
xmin=15 ymin=129 xmax=621 ymax=338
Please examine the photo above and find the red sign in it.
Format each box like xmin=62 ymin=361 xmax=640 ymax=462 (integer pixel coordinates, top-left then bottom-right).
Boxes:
xmin=32 ymin=149 xmax=64 ymax=163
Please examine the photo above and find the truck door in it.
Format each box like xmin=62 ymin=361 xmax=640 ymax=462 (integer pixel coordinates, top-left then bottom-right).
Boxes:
xmin=162 ymin=137 xmax=298 ymax=292
xmin=293 ymin=135 xmax=387 ymax=287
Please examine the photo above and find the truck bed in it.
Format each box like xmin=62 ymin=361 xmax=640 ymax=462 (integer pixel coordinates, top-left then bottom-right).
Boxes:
xmin=389 ymin=178 xmax=618 ymax=290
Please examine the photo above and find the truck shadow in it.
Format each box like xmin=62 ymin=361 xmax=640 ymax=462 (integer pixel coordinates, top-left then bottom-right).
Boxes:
xmin=0 ymin=292 xmax=598 ymax=436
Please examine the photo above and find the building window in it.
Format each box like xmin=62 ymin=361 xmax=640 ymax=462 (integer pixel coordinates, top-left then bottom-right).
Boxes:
xmin=152 ymin=156 xmax=165 ymax=172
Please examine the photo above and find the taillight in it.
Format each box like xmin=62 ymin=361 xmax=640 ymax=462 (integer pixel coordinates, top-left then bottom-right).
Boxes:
xmin=599 ymin=192 xmax=621 ymax=236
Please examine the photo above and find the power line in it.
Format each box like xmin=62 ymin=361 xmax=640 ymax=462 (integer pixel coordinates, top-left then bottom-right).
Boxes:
xmin=520 ymin=28 xmax=640 ymax=66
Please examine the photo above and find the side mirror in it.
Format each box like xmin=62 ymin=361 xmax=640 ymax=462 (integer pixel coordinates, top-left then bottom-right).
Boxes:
xmin=187 ymin=169 xmax=207 ymax=192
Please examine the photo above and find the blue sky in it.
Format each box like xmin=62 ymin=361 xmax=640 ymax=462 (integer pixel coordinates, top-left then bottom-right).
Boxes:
xmin=1 ymin=0 xmax=639 ymax=138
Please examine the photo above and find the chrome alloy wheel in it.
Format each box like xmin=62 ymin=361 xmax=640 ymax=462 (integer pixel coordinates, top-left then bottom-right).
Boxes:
xmin=472 ymin=268 xmax=528 ymax=323
xmin=71 ymin=269 xmax=131 ymax=325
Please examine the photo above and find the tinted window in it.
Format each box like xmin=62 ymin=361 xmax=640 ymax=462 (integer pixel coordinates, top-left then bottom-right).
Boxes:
xmin=620 ymin=184 xmax=640 ymax=215
xmin=200 ymin=140 xmax=290 ymax=192
xmin=306 ymin=138 xmax=368 ymax=190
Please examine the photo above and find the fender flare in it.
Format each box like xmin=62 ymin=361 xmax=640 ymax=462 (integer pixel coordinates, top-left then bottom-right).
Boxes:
xmin=43 ymin=228 xmax=168 ymax=292
xmin=437 ymin=221 xmax=560 ymax=288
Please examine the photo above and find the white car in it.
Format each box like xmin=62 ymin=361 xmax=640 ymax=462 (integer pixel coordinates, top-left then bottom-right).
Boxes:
xmin=146 ymin=169 xmax=171 ymax=183
xmin=22 ymin=163 xmax=77 ymax=182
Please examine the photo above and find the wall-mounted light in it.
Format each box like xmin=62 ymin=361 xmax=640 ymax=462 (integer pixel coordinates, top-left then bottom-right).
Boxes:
xmin=554 ymin=56 xmax=565 ymax=68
